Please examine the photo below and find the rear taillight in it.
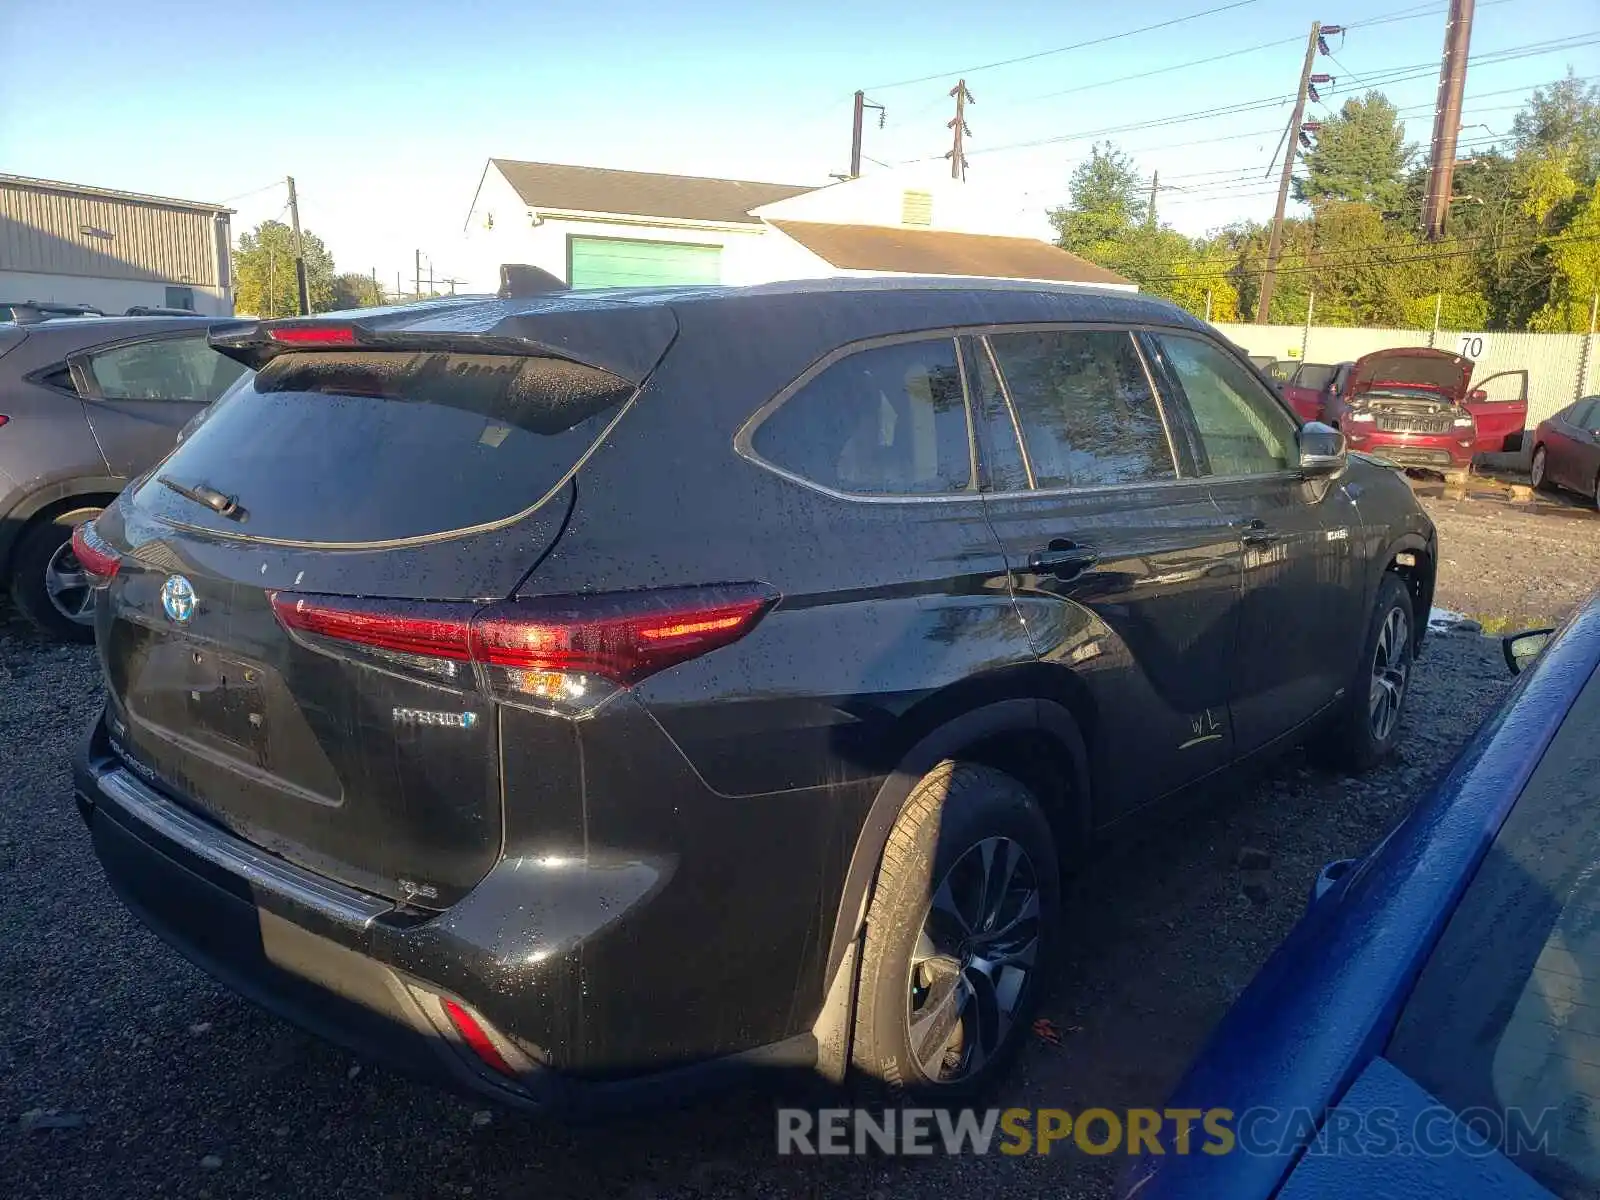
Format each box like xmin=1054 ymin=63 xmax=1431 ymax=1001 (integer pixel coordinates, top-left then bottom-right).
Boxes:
xmin=270 ymin=585 xmax=777 ymax=717
xmin=71 ymin=522 xmax=121 ymax=585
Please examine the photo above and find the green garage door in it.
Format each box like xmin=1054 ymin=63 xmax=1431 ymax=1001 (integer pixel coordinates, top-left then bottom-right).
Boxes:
xmin=568 ymin=237 xmax=722 ymax=289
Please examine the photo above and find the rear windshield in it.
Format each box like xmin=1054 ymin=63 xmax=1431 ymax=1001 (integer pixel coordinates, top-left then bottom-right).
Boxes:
xmin=133 ymin=350 xmax=634 ymax=545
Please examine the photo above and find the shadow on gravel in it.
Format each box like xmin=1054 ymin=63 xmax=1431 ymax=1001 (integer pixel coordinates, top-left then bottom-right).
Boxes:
xmin=3 ymin=629 xmax=1513 ymax=1200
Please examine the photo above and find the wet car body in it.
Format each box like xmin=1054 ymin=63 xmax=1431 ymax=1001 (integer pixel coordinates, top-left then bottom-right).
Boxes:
xmin=72 ymin=279 xmax=1437 ymax=1111
xmin=1125 ymin=593 xmax=1600 ymax=1200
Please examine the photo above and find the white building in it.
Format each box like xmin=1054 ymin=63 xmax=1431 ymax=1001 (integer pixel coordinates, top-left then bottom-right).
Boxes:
xmin=0 ymin=174 xmax=234 ymax=315
xmin=461 ymin=159 xmax=1132 ymax=292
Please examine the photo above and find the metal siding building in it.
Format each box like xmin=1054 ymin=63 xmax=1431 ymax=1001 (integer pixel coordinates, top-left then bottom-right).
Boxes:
xmin=0 ymin=175 xmax=234 ymax=316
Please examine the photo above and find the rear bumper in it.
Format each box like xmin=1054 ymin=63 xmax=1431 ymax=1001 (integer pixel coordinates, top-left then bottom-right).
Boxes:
xmin=1342 ymin=428 xmax=1475 ymax=468
xmin=73 ymin=714 xmax=816 ymax=1114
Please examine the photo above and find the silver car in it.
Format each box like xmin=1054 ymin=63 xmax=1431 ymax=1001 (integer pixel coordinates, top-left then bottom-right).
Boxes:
xmin=0 ymin=316 xmax=248 ymax=639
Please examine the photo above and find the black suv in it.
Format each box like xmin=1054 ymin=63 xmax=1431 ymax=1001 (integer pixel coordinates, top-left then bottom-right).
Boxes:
xmin=73 ymin=279 xmax=1436 ymax=1110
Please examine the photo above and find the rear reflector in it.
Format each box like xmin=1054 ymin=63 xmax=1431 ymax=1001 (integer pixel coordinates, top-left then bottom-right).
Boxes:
xmin=269 ymin=585 xmax=778 ymax=717
xmin=441 ymin=998 xmax=515 ymax=1077
xmin=266 ymin=325 xmax=357 ymax=347
xmin=71 ymin=521 xmax=121 ymax=585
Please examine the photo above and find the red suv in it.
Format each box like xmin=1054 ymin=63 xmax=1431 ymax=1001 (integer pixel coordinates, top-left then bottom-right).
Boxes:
xmin=1322 ymin=348 xmax=1527 ymax=470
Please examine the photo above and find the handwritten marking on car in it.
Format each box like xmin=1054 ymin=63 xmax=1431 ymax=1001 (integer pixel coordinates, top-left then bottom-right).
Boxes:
xmin=1180 ymin=709 xmax=1224 ymax=749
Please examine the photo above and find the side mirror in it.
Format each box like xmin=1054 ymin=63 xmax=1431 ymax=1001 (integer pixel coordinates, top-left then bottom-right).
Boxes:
xmin=1309 ymin=858 xmax=1355 ymax=910
xmin=1503 ymin=628 xmax=1556 ymax=675
xmin=1469 ymin=389 xmax=1487 ymax=404
xmin=1298 ymin=421 xmax=1347 ymax=476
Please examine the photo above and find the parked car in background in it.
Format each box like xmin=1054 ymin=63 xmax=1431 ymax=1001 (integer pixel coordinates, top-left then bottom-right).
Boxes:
xmin=73 ymin=279 xmax=1436 ymax=1113
xmin=1125 ymin=594 xmax=1600 ymax=1200
xmin=1262 ymin=359 xmax=1297 ymax=383
xmin=0 ymin=301 xmax=106 ymax=323
xmin=0 ymin=316 xmax=249 ymax=639
xmin=1531 ymin=396 xmax=1600 ymax=509
xmin=1280 ymin=361 xmax=1341 ymax=423
xmin=1323 ymin=348 xmax=1529 ymax=469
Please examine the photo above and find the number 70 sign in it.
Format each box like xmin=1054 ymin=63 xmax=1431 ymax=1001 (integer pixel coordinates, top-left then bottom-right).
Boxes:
xmin=1457 ymin=335 xmax=1488 ymax=359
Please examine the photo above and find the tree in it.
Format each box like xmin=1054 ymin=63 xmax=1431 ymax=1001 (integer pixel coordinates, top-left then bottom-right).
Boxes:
xmin=232 ymin=220 xmax=336 ymax=317
xmin=1512 ymin=70 xmax=1600 ymax=185
xmin=1531 ymin=186 xmax=1600 ymax=331
xmin=1049 ymin=141 xmax=1145 ymax=253
xmin=328 ymin=272 xmax=386 ymax=310
xmin=1293 ymin=92 xmax=1414 ymax=210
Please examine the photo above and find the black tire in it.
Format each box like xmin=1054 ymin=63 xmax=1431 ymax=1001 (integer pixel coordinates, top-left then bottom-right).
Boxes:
xmin=1530 ymin=444 xmax=1553 ymax=492
xmin=1314 ymin=572 xmax=1416 ymax=772
xmin=850 ymin=761 xmax=1060 ymax=1099
xmin=8 ymin=507 xmax=101 ymax=642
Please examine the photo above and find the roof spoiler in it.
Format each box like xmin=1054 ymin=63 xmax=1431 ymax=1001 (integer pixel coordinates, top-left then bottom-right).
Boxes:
xmin=499 ymin=263 xmax=569 ymax=299
xmin=207 ymin=302 xmax=678 ymax=385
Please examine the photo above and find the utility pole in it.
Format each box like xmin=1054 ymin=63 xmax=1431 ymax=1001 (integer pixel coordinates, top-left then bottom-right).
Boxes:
xmin=427 ymin=260 xmax=434 ymax=297
xmin=414 ymin=249 xmax=422 ymax=300
xmin=1256 ymin=22 xmax=1321 ymax=324
xmin=946 ymin=79 xmax=974 ymax=181
xmin=286 ymin=176 xmax=310 ymax=316
xmin=1421 ymin=0 xmax=1475 ymax=239
xmin=1146 ymin=171 xmax=1159 ymax=228
xmin=851 ymin=91 xmax=865 ymax=179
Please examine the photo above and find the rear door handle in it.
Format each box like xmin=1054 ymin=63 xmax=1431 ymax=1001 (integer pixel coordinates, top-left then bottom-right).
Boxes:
xmin=1028 ymin=541 xmax=1099 ymax=579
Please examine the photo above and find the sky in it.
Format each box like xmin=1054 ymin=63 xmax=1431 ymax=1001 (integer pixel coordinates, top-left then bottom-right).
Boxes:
xmin=2 ymin=0 xmax=1596 ymax=293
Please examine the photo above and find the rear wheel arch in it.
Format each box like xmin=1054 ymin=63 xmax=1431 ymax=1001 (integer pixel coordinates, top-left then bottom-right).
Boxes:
xmin=2 ymin=482 xmax=122 ymax=576
xmin=812 ymin=678 xmax=1092 ymax=1078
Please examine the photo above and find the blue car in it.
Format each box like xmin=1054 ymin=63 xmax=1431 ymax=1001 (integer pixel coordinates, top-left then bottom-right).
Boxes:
xmin=1126 ymin=593 xmax=1600 ymax=1199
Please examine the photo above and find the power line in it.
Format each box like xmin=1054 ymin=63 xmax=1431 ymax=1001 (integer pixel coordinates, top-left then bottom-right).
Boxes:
xmin=218 ymin=179 xmax=287 ymax=204
xmin=949 ymin=33 xmax=1599 ymax=161
xmin=1133 ymin=232 xmax=1600 ymax=282
xmin=865 ymin=0 xmax=1263 ymax=90
xmin=1019 ymin=33 xmax=1303 ymax=103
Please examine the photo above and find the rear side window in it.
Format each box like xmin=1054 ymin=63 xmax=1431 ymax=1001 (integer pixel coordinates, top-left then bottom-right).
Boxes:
xmin=985 ymin=328 xmax=1175 ymax=489
xmin=78 ymin=335 xmax=246 ymax=403
xmin=134 ymin=351 xmax=634 ymax=544
xmin=749 ymin=338 xmax=973 ymax=496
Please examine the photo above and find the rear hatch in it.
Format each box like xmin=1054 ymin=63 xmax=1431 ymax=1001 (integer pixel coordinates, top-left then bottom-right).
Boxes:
xmin=95 ymin=313 xmax=671 ymax=908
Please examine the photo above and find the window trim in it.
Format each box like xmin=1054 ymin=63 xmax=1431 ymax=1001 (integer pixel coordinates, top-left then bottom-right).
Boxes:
xmin=66 ymin=327 xmax=221 ymax=404
xmin=733 ymin=329 xmax=984 ymax=505
xmin=972 ymin=325 xmax=1190 ymax=499
xmin=1141 ymin=328 xmax=1308 ymax=485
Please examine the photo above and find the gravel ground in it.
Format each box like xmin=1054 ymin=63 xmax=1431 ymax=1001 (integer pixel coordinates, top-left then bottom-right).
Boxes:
xmin=1 ymin=491 xmax=1590 ymax=1200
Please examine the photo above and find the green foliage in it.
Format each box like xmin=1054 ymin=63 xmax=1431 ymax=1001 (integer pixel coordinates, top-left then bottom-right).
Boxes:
xmin=232 ymin=221 xmax=337 ymax=318
xmin=1048 ymin=77 xmax=1600 ymax=331
xmin=1511 ymin=71 xmax=1600 ymax=185
xmin=328 ymin=273 xmax=386 ymax=310
xmin=1293 ymin=93 xmax=1415 ymax=211
xmin=1049 ymin=142 xmax=1146 ymax=252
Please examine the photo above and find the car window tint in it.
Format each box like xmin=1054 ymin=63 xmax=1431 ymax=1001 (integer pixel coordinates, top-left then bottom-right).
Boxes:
xmin=1388 ymin=666 xmax=1600 ymax=1198
xmin=967 ymin=340 xmax=1031 ymax=492
xmin=985 ymin=328 xmax=1174 ymax=489
xmin=85 ymin=335 xmax=246 ymax=403
xmin=1293 ymin=363 xmax=1337 ymax=391
xmin=132 ymin=351 xmax=634 ymax=544
xmin=1155 ymin=334 xmax=1298 ymax=476
xmin=751 ymin=339 xmax=973 ymax=495
xmin=1574 ymin=399 xmax=1600 ymax=432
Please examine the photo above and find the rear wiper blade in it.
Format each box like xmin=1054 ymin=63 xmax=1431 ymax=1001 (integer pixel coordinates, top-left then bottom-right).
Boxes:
xmin=157 ymin=475 xmax=244 ymax=521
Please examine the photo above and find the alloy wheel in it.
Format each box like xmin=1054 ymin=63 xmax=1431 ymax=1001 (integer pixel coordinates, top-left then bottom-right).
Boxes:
xmin=1531 ymin=446 xmax=1546 ymax=488
xmin=44 ymin=540 xmax=95 ymax=625
xmin=906 ymin=836 xmax=1040 ymax=1083
xmin=1369 ymin=605 xmax=1411 ymax=742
